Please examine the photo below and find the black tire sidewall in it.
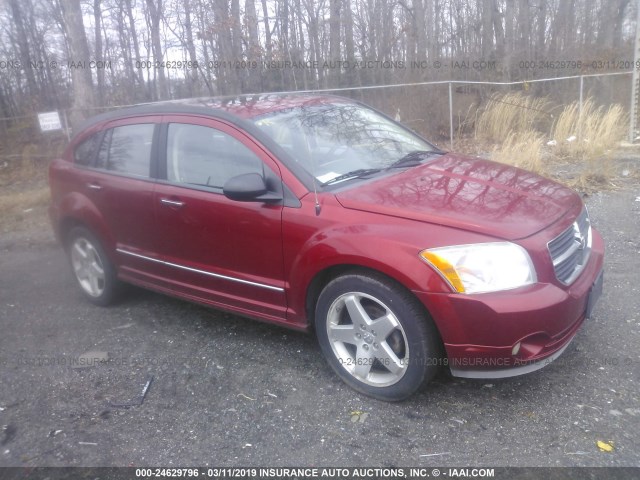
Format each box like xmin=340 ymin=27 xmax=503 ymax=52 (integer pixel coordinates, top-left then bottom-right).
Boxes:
xmin=66 ymin=226 xmax=118 ymax=306
xmin=315 ymin=272 xmax=440 ymax=401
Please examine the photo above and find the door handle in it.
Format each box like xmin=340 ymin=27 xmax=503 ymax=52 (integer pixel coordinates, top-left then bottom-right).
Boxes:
xmin=160 ymin=198 xmax=185 ymax=208
xmin=87 ymin=182 xmax=102 ymax=190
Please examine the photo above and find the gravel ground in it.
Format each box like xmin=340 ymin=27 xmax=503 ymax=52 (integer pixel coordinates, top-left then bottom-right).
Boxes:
xmin=0 ymin=181 xmax=639 ymax=469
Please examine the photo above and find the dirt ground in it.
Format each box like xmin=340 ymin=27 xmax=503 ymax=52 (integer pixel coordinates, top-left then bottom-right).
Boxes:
xmin=0 ymin=154 xmax=639 ymax=469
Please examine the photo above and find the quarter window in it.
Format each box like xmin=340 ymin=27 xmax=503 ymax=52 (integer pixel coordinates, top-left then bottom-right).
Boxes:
xmin=73 ymin=133 xmax=101 ymax=166
xmin=102 ymin=124 xmax=155 ymax=177
xmin=166 ymin=123 xmax=262 ymax=189
xmin=95 ymin=129 xmax=111 ymax=170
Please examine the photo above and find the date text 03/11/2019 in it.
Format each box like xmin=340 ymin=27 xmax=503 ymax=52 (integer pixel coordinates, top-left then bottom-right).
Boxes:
xmin=134 ymin=467 xmax=497 ymax=478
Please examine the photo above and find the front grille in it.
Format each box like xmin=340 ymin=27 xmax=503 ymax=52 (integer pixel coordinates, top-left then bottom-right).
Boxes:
xmin=548 ymin=208 xmax=592 ymax=285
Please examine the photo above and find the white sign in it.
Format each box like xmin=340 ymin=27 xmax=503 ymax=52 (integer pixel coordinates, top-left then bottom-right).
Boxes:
xmin=38 ymin=111 xmax=62 ymax=132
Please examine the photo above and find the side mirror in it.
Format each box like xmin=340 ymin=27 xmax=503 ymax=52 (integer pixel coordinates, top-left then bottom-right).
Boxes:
xmin=223 ymin=173 xmax=282 ymax=203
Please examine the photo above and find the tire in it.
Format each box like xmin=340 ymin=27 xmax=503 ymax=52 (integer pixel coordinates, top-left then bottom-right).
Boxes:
xmin=66 ymin=226 xmax=120 ymax=306
xmin=315 ymin=271 xmax=442 ymax=401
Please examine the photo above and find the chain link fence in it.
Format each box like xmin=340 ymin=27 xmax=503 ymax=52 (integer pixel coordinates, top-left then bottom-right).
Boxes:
xmin=0 ymin=71 xmax=633 ymax=167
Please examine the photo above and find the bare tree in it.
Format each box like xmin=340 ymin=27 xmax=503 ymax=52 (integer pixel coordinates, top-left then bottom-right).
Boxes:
xmin=8 ymin=0 xmax=39 ymax=100
xmin=597 ymin=0 xmax=630 ymax=49
xmin=0 ymin=0 xmax=637 ymax=119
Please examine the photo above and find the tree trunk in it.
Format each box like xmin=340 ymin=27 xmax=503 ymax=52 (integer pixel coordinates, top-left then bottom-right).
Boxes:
xmin=416 ymin=0 xmax=427 ymax=61
xmin=245 ymin=0 xmax=262 ymax=92
xmin=492 ymin=0 xmax=504 ymax=56
xmin=124 ymin=0 xmax=147 ymax=100
xmin=60 ymin=0 xmax=94 ymax=128
xmin=230 ymin=0 xmax=243 ymax=91
xmin=329 ymin=0 xmax=342 ymax=86
xmin=183 ymin=0 xmax=200 ymax=96
xmin=517 ymin=0 xmax=531 ymax=58
xmin=537 ymin=0 xmax=546 ymax=58
xmin=93 ymin=0 xmax=104 ymax=106
xmin=146 ymin=0 xmax=169 ymax=100
xmin=260 ymin=0 xmax=274 ymax=90
xmin=481 ymin=0 xmax=493 ymax=57
xmin=295 ymin=0 xmax=309 ymax=88
xmin=343 ymin=0 xmax=358 ymax=87
xmin=117 ymin=1 xmax=136 ymax=102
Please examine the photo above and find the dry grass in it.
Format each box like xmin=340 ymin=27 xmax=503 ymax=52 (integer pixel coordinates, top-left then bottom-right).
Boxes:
xmin=473 ymin=92 xmax=629 ymax=190
xmin=551 ymin=99 xmax=627 ymax=159
xmin=0 ymin=145 xmax=50 ymax=185
xmin=0 ymin=186 xmax=50 ymax=217
xmin=0 ymin=144 xmax=52 ymax=230
xmin=475 ymin=92 xmax=553 ymax=142
xmin=490 ymin=130 xmax=546 ymax=173
xmin=549 ymin=99 xmax=627 ymax=189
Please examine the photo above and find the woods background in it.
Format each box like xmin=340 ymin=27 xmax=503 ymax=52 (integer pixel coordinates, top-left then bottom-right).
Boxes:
xmin=0 ymin=0 xmax=636 ymax=137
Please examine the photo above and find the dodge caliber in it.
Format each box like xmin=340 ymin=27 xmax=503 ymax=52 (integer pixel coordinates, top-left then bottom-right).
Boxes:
xmin=48 ymin=94 xmax=604 ymax=400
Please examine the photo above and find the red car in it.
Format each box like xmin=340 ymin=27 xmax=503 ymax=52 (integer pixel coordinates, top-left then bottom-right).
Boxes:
xmin=49 ymin=94 xmax=604 ymax=401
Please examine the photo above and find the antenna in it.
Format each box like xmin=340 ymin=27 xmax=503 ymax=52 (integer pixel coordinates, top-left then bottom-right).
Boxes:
xmin=311 ymin=155 xmax=321 ymax=216
xmin=313 ymin=180 xmax=321 ymax=215
xmin=304 ymin=129 xmax=321 ymax=215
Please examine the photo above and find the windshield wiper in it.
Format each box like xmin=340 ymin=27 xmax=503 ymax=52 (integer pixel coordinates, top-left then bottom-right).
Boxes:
xmin=387 ymin=150 xmax=444 ymax=169
xmin=321 ymin=168 xmax=382 ymax=186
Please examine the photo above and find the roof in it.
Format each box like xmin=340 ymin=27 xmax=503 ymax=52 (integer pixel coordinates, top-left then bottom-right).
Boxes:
xmin=73 ymin=93 xmax=351 ymax=141
xmin=71 ymin=93 xmax=349 ymax=192
xmin=182 ymin=93 xmax=350 ymax=119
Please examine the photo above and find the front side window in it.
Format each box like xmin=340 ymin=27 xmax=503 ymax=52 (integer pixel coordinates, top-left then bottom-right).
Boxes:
xmin=166 ymin=123 xmax=262 ymax=189
xmin=99 ymin=124 xmax=155 ymax=177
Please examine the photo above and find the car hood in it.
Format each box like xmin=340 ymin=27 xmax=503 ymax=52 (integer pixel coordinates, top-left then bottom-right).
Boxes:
xmin=334 ymin=153 xmax=582 ymax=240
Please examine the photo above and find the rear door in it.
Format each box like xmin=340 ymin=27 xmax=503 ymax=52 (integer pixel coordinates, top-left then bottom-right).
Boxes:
xmin=149 ymin=116 xmax=287 ymax=320
xmin=82 ymin=116 xmax=162 ymax=277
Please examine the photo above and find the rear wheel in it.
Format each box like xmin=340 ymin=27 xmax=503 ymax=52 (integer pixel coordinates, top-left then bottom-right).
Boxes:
xmin=67 ymin=226 xmax=119 ymax=306
xmin=315 ymin=272 xmax=441 ymax=401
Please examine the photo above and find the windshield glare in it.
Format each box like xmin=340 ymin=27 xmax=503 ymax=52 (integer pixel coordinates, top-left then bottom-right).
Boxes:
xmin=251 ymin=103 xmax=436 ymax=185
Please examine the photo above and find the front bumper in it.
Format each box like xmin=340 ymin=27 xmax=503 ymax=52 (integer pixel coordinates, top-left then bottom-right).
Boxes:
xmin=414 ymin=229 xmax=605 ymax=378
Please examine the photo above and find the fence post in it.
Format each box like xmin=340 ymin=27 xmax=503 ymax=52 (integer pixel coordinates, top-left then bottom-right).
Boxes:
xmin=449 ymin=82 xmax=454 ymax=150
xmin=62 ymin=109 xmax=71 ymax=141
xmin=578 ymin=75 xmax=584 ymax=140
xmin=630 ymin=0 xmax=640 ymax=142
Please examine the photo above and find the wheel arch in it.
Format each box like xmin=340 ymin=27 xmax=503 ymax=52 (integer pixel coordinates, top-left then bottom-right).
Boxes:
xmin=305 ymin=263 xmax=437 ymax=334
xmin=54 ymin=192 xmax=116 ymax=259
xmin=59 ymin=216 xmax=86 ymax=249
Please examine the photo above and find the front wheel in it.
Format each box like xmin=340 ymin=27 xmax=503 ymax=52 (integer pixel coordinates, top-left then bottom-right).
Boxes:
xmin=67 ymin=226 xmax=120 ymax=306
xmin=315 ymin=272 xmax=442 ymax=401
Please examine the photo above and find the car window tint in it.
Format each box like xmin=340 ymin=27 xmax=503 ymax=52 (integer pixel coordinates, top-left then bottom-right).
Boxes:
xmin=73 ymin=133 xmax=101 ymax=166
xmin=167 ymin=123 xmax=262 ymax=188
xmin=106 ymin=124 xmax=155 ymax=177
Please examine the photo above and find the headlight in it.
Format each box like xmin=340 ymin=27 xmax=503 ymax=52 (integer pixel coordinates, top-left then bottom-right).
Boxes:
xmin=420 ymin=242 xmax=536 ymax=294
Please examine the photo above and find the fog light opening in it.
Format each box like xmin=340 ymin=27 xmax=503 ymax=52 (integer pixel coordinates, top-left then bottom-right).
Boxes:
xmin=512 ymin=342 xmax=521 ymax=356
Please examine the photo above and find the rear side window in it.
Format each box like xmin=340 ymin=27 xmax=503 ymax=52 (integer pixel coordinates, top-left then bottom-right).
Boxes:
xmin=96 ymin=124 xmax=155 ymax=177
xmin=73 ymin=133 xmax=101 ymax=166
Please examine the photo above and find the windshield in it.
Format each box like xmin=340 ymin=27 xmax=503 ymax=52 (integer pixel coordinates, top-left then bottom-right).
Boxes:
xmin=251 ymin=102 xmax=438 ymax=185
